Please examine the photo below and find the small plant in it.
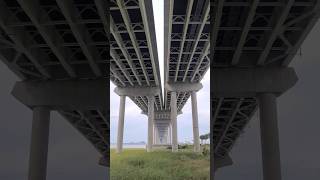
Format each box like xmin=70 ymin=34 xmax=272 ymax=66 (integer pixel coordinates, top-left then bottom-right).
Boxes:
xmin=202 ymin=146 xmax=209 ymax=156
xmin=127 ymin=158 xmax=145 ymax=168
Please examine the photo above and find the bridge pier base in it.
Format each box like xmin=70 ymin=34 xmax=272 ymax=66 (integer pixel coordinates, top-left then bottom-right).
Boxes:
xmin=147 ymin=96 xmax=155 ymax=152
xmin=191 ymin=91 xmax=200 ymax=153
xmin=170 ymin=92 xmax=178 ymax=152
xmin=28 ymin=107 xmax=50 ymax=180
xmin=116 ymin=96 xmax=126 ymax=153
xmin=259 ymin=93 xmax=282 ymax=180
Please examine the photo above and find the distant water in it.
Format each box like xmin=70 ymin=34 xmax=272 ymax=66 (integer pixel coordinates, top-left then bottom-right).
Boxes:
xmin=110 ymin=144 xmax=146 ymax=149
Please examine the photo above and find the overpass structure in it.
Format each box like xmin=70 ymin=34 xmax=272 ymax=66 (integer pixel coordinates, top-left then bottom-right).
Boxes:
xmin=164 ymin=0 xmax=210 ymax=152
xmin=210 ymin=0 xmax=320 ymax=179
xmin=0 ymin=0 xmax=108 ymax=179
xmin=110 ymin=0 xmax=163 ymax=153
xmin=112 ymin=0 xmax=211 ymax=154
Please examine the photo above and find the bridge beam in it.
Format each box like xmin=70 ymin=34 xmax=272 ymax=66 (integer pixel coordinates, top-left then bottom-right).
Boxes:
xmin=116 ymin=96 xmax=126 ymax=153
xmin=259 ymin=93 xmax=282 ymax=180
xmin=114 ymin=86 xmax=160 ymax=97
xmin=12 ymin=79 xmax=107 ymax=110
xmin=165 ymin=82 xmax=203 ymax=92
xmin=28 ymin=107 xmax=50 ymax=180
xmin=212 ymin=67 xmax=298 ymax=97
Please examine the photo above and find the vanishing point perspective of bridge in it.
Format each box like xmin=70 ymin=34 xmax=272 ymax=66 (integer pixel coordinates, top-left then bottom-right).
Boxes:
xmin=111 ymin=0 xmax=320 ymax=180
xmin=110 ymin=0 xmax=210 ymax=155
xmin=0 ymin=0 xmax=319 ymax=180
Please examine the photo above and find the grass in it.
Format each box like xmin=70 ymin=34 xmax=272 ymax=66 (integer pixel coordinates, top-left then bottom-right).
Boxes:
xmin=110 ymin=147 xmax=210 ymax=180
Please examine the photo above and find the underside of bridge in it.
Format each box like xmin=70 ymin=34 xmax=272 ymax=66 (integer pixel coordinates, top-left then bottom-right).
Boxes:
xmin=210 ymin=0 xmax=320 ymax=179
xmin=0 ymin=0 xmax=109 ymax=179
xmin=0 ymin=0 xmax=318 ymax=179
xmin=110 ymin=0 xmax=234 ymax=176
xmin=110 ymin=0 xmax=211 ymax=159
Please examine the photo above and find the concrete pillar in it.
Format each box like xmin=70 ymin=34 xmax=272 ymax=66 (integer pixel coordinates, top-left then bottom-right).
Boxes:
xmin=258 ymin=93 xmax=282 ymax=180
xmin=147 ymin=96 xmax=155 ymax=152
xmin=156 ymin=128 xmax=159 ymax=144
xmin=170 ymin=91 xmax=178 ymax=152
xmin=168 ymin=125 xmax=170 ymax=144
xmin=169 ymin=123 xmax=172 ymax=144
xmin=28 ymin=107 xmax=50 ymax=180
xmin=154 ymin=125 xmax=157 ymax=144
xmin=167 ymin=125 xmax=170 ymax=144
xmin=156 ymin=129 xmax=159 ymax=144
xmin=191 ymin=91 xmax=201 ymax=152
xmin=153 ymin=125 xmax=155 ymax=145
xmin=116 ymin=96 xmax=126 ymax=153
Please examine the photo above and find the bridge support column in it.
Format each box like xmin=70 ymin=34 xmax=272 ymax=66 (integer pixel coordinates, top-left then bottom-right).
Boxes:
xmin=166 ymin=128 xmax=169 ymax=144
xmin=116 ymin=96 xmax=126 ymax=153
xmin=169 ymin=124 xmax=172 ymax=144
xmin=28 ymin=107 xmax=50 ymax=180
xmin=147 ymin=96 xmax=155 ymax=152
xmin=191 ymin=91 xmax=201 ymax=153
xmin=154 ymin=125 xmax=158 ymax=144
xmin=259 ymin=93 xmax=282 ymax=180
xmin=170 ymin=91 xmax=178 ymax=152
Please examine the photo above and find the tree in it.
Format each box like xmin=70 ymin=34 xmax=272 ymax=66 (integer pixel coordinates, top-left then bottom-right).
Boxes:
xmin=200 ymin=135 xmax=206 ymax=144
xmin=200 ymin=133 xmax=210 ymax=144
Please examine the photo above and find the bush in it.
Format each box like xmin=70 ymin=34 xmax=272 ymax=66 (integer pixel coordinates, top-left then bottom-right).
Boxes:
xmin=178 ymin=144 xmax=188 ymax=149
xmin=202 ymin=146 xmax=209 ymax=156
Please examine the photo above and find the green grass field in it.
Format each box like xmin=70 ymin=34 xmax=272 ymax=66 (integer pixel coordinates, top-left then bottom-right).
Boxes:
xmin=110 ymin=148 xmax=210 ymax=180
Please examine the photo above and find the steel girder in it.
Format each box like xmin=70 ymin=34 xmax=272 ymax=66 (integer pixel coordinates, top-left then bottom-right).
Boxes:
xmin=211 ymin=0 xmax=320 ymax=159
xmin=164 ymin=0 xmax=211 ymax=112
xmin=212 ymin=97 xmax=257 ymax=157
xmin=212 ymin=0 xmax=320 ymax=67
xmin=0 ymin=0 xmax=108 ymax=159
xmin=109 ymin=0 xmax=163 ymax=112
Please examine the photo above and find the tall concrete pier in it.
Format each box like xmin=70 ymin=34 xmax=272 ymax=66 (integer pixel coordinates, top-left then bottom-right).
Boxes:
xmin=0 ymin=0 xmax=109 ymax=179
xmin=210 ymin=0 xmax=320 ymax=179
xmin=111 ymin=0 xmax=210 ymax=154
